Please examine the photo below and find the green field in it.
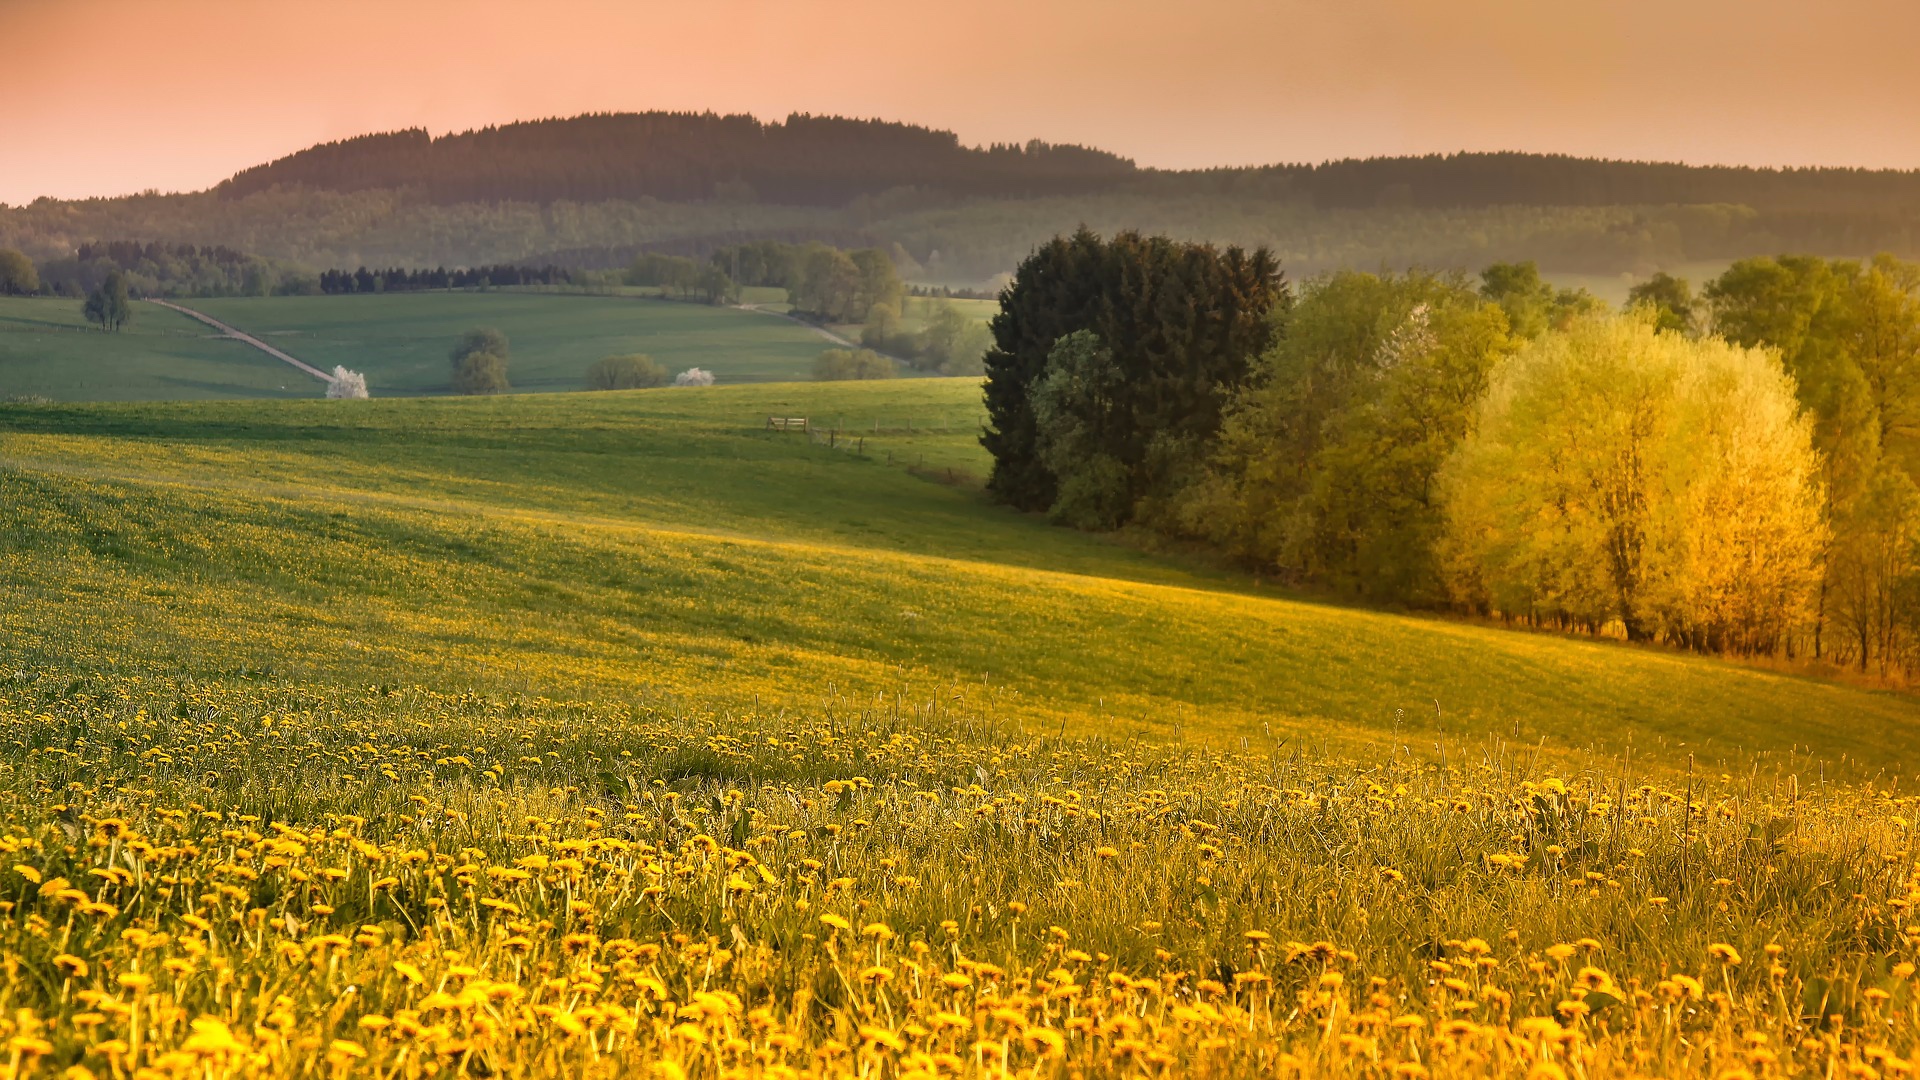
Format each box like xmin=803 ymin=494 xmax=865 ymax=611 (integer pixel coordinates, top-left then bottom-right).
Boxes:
xmin=0 ymin=291 xmax=863 ymax=402
xmin=4 ymin=377 xmax=1915 ymax=775
xmin=0 ymin=296 xmax=318 ymax=401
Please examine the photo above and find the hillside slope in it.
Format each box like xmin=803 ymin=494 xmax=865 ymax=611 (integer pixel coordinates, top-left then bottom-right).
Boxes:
xmin=3 ymin=379 xmax=1915 ymax=776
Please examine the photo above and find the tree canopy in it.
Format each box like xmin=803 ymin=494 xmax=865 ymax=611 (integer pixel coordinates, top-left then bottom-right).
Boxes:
xmin=981 ymin=228 xmax=1284 ymax=519
xmin=0 ymin=249 xmax=37 ymax=296
xmin=1187 ymin=270 xmax=1515 ymax=603
xmin=586 ymin=354 xmax=667 ymax=391
xmin=82 ymin=271 xmax=133 ymax=332
xmin=1441 ymin=312 xmax=1824 ymax=653
xmin=450 ymin=329 xmax=511 ymax=395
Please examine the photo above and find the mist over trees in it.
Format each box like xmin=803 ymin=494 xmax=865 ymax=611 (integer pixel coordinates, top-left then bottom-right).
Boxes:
xmin=863 ymin=300 xmax=993 ymax=376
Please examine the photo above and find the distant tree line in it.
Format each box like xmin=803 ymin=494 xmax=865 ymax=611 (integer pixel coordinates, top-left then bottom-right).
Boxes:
xmin=9 ymin=187 xmax=1920 ymax=287
xmin=909 ymin=284 xmax=998 ymax=301
xmin=986 ymin=229 xmax=1920 ymax=672
xmin=707 ymin=240 xmax=900 ymax=313
xmin=4 ymin=241 xmax=313 ymax=298
xmin=624 ymin=254 xmax=738 ymax=305
xmin=317 ymin=264 xmax=573 ymax=294
xmin=210 ymin=112 xmax=1920 ymax=218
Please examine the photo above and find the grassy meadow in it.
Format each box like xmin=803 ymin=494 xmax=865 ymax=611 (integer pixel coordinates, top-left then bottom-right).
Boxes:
xmin=0 ymin=297 xmax=316 ymax=401
xmin=0 ymin=291 xmax=862 ymax=402
xmin=188 ymin=292 xmax=859 ymax=395
xmin=3 ymin=379 xmax=1920 ymax=1077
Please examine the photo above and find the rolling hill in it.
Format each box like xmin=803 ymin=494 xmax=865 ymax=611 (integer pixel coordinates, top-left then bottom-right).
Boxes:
xmin=4 ymin=378 xmax=1914 ymax=776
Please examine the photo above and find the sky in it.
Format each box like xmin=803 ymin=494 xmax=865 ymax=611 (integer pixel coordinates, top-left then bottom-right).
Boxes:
xmin=4 ymin=0 xmax=1919 ymax=205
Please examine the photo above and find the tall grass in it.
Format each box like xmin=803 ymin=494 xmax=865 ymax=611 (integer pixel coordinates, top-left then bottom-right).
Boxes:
xmin=0 ymin=675 xmax=1913 ymax=1076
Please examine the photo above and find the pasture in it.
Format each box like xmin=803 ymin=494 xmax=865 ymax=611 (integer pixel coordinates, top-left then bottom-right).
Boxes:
xmin=0 ymin=296 xmax=313 ymax=401
xmin=0 ymin=291 xmax=864 ymax=402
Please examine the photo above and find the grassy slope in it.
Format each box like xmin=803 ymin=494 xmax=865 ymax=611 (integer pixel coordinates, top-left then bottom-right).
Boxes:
xmin=0 ymin=297 xmax=315 ymax=401
xmin=190 ymin=292 xmax=853 ymax=395
xmin=3 ymin=378 xmax=1916 ymax=777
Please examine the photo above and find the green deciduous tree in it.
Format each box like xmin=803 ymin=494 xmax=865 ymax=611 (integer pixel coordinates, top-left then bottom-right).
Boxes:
xmin=82 ymin=271 xmax=132 ymax=332
xmin=586 ymin=354 xmax=667 ymax=390
xmin=1827 ymin=465 xmax=1920 ymax=674
xmin=790 ymin=247 xmax=863 ymax=322
xmin=450 ymin=328 xmax=510 ymax=394
xmin=452 ymin=353 xmax=510 ymax=395
xmin=0 ymin=249 xmax=38 ymax=296
xmin=1479 ymin=261 xmax=1603 ymax=338
xmin=1030 ymin=331 xmax=1132 ymax=529
xmin=1186 ymin=270 xmax=1514 ymax=602
xmin=1705 ymin=254 xmax=1920 ymax=663
xmin=812 ymin=349 xmax=896 ymax=381
xmin=918 ymin=302 xmax=992 ymax=376
xmin=1626 ymin=272 xmax=1697 ymax=335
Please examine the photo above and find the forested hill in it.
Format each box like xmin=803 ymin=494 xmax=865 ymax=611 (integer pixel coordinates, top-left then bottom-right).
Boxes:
xmin=214 ymin=111 xmax=1920 ymax=214
xmin=216 ymin=113 xmax=1140 ymax=205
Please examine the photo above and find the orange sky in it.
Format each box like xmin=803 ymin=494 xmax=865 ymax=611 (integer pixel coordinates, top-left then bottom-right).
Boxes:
xmin=4 ymin=0 xmax=1919 ymax=204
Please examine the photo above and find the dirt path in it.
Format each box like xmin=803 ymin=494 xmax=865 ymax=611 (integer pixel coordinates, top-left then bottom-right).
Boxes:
xmin=148 ymin=299 xmax=333 ymax=385
xmin=736 ymin=303 xmax=861 ymax=348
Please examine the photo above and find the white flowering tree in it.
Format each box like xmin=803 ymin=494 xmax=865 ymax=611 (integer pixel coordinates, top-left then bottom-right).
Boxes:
xmin=674 ymin=368 xmax=715 ymax=387
xmin=326 ymin=367 xmax=370 ymax=399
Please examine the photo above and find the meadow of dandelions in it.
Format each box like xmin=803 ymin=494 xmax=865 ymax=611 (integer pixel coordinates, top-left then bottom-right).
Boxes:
xmin=0 ymin=672 xmax=1915 ymax=1079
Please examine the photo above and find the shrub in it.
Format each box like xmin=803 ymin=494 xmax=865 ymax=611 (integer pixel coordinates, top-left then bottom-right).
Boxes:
xmin=587 ymin=354 xmax=667 ymax=390
xmin=813 ymin=348 xmax=896 ymax=381
xmin=673 ymin=368 xmax=715 ymax=387
xmin=326 ymin=366 xmax=369 ymax=399
xmin=450 ymin=328 xmax=510 ymax=395
xmin=452 ymin=352 xmax=510 ymax=395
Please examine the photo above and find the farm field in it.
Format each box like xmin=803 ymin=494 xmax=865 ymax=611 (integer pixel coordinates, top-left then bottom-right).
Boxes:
xmin=4 ymin=379 xmax=1920 ymax=1077
xmin=189 ymin=292 xmax=860 ymax=395
xmin=0 ymin=296 xmax=315 ymax=401
xmin=0 ymin=291 xmax=867 ymax=402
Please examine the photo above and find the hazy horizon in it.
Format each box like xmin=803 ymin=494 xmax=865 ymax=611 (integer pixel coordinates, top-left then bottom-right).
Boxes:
xmin=5 ymin=0 xmax=1920 ymax=206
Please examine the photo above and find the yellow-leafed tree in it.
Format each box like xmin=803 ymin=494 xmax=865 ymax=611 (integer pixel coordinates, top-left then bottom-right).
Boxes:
xmin=1442 ymin=311 xmax=1825 ymax=654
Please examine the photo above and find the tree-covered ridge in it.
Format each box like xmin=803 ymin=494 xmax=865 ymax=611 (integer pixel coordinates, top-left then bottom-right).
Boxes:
xmin=217 ymin=112 xmax=1139 ymax=206
xmin=213 ymin=111 xmax=1920 ymax=215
